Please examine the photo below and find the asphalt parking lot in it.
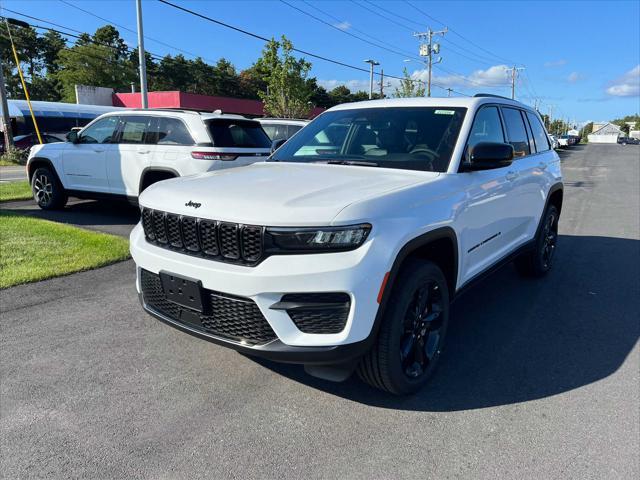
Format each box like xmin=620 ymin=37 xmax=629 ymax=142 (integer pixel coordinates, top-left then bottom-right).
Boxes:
xmin=1 ymin=144 xmax=638 ymax=479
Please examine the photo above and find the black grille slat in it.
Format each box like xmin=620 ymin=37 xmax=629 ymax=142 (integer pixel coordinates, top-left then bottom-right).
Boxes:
xmin=140 ymin=270 xmax=276 ymax=345
xmin=152 ymin=210 xmax=168 ymax=244
xmin=200 ymin=220 xmax=219 ymax=256
xmin=166 ymin=214 xmax=183 ymax=248
xmin=141 ymin=209 xmax=264 ymax=265
xmin=141 ymin=208 xmax=155 ymax=240
xmin=242 ymin=226 xmax=263 ymax=262
xmin=181 ymin=217 xmax=200 ymax=252
xmin=219 ymin=223 xmax=240 ymax=260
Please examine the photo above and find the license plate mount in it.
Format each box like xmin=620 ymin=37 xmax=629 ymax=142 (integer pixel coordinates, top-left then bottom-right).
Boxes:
xmin=159 ymin=271 xmax=204 ymax=313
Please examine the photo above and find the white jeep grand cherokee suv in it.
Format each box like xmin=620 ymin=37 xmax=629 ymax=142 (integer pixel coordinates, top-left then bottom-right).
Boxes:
xmin=131 ymin=95 xmax=563 ymax=394
xmin=26 ymin=109 xmax=272 ymax=209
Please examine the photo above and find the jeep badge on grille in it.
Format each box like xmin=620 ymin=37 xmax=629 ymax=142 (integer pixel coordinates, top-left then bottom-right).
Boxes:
xmin=185 ymin=200 xmax=201 ymax=209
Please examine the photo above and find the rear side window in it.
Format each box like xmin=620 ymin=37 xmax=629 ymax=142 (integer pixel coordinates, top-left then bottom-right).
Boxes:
xmin=118 ymin=116 xmax=150 ymax=144
xmin=207 ymin=120 xmax=271 ymax=148
xmin=501 ymin=108 xmax=531 ymax=157
xmin=148 ymin=117 xmax=194 ymax=145
xmin=526 ymin=112 xmax=550 ymax=152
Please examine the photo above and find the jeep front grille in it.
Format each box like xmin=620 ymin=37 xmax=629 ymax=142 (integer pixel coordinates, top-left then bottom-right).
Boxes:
xmin=141 ymin=208 xmax=264 ymax=266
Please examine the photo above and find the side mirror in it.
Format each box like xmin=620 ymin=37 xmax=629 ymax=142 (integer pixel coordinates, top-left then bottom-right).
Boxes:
xmin=271 ymin=138 xmax=287 ymax=153
xmin=66 ymin=130 xmax=79 ymax=144
xmin=464 ymin=142 xmax=514 ymax=171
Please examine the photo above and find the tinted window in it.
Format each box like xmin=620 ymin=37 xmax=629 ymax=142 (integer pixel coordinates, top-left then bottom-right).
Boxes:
xmin=118 ymin=116 xmax=150 ymax=144
xmin=501 ymin=108 xmax=530 ymax=157
xmin=271 ymin=107 xmax=467 ymax=173
xmin=467 ymin=107 xmax=504 ymax=158
xmin=79 ymin=116 xmax=119 ymax=144
xmin=287 ymin=124 xmax=303 ymax=138
xmin=153 ymin=117 xmax=194 ymax=145
xmin=207 ymin=120 xmax=271 ymax=148
xmin=526 ymin=112 xmax=550 ymax=152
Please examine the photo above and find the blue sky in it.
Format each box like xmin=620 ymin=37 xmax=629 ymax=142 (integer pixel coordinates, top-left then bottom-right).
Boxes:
xmin=3 ymin=0 xmax=640 ymax=124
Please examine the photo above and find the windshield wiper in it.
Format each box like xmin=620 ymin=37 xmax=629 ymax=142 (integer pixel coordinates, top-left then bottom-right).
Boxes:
xmin=313 ymin=159 xmax=379 ymax=167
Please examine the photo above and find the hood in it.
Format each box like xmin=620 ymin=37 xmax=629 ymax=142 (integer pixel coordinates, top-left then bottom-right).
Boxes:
xmin=139 ymin=162 xmax=437 ymax=226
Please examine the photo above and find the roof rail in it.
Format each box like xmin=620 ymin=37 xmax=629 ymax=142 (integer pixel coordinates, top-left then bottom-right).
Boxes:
xmin=126 ymin=108 xmax=203 ymax=114
xmin=473 ymin=93 xmax=513 ymax=100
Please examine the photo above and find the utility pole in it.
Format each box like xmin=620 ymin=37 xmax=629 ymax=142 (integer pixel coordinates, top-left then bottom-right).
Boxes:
xmin=0 ymin=64 xmax=15 ymax=151
xmin=547 ymin=105 xmax=555 ymax=132
xmin=446 ymin=88 xmax=453 ymax=97
xmin=377 ymin=70 xmax=391 ymax=98
xmin=135 ymin=0 xmax=148 ymax=108
xmin=414 ymin=27 xmax=447 ymax=97
xmin=364 ymin=59 xmax=379 ymax=100
xmin=508 ymin=65 xmax=525 ymax=100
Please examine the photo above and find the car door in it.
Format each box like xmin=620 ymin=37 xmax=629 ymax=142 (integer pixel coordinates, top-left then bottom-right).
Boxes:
xmin=521 ymin=110 xmax=555 ymax=237
xmin=108 ymin=115 xmax=153 ymax=196
xmin=148 ymin=116 xmax=195 ymax=177
xmin=62 ymin=115 xmax=118 ymax=193
xmin=456 ymin=106 xmax=522 ymax=283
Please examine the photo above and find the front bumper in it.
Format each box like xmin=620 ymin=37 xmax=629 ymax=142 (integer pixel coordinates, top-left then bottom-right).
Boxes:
xmin=130 ymin=223 xmax=385 ymax=364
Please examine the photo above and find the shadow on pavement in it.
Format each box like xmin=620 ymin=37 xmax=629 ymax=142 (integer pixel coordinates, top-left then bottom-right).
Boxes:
xmin=1 ymin=199 xmax=140 ymax=236
xmin=248 ymin=234 xmax=640 ymax=411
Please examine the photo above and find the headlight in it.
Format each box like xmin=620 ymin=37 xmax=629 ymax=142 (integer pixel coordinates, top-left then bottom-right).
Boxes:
xmin=266 ymin=224 xmax=371 ymax=252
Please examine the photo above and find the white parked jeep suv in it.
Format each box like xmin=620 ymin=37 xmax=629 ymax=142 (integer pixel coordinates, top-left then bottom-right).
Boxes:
xmin=26 ymin=109 xmax=272 ymax=209
xmin=130 ymin=95 xmax=563 ymax=394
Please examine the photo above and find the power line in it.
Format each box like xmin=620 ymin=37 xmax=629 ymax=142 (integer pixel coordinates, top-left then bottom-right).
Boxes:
xmin=56 ymin=0 xmax=211 ymax=63
xmin=280 ymin=0 xmax=423 ymax=62
xmin=404 ymin=0 xmax=516 ymax=65
xmin=300 ymin=0 xmax=417 ymax=60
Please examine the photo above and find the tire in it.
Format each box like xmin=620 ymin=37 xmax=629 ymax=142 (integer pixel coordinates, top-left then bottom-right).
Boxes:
xmin=31 ymin=167 xmax=67 ymax=210
xmin=357 ymin=260 xmax=450 ymax=395
xmin=515 ymin=204 xmax=559 ymax=277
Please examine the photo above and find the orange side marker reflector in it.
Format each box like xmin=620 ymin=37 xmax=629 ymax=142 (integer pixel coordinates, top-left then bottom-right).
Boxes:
xmin=377 ymin=271 xmax=390 ymax=304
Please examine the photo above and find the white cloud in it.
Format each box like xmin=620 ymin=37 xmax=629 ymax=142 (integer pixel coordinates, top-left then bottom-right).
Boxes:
xmin=544 ymin=59 xmax=567 ymax=68
xmin=319 ymin=64 xmax=512 ymax=96
xmin=606 ymin=65 xmax=640 ymax=97
xmin=567 ymin=72 xmax=583 ymax=83
xmin=333 ymin=21 xmax=351 ymax=31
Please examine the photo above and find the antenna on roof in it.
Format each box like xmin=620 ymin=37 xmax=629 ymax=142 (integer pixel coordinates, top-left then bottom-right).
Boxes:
xmin=213 ymin=109 xmax=222 ymax=114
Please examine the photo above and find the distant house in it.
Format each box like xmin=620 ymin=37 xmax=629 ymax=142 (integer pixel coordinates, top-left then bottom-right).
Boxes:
xmin=588 ymin=122 xmax=622 ymax=144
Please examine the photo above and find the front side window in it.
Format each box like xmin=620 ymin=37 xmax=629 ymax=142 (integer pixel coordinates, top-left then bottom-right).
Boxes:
xmin=79 ymin=116 xmax=119 ymax=144
xmin=154 ymin=117 xmax=194 ymax=145
xmin=526 ymin=112 xmax=550 ymax=152
xmin=118 ymin=116 xmax=150 ymax=145
xmin=271 ymin=107 xmax=467 ymax=172
xmin=207 ymin=119 xmax=271 ymax=148
xmin=501 ymin=107 xmax=531 ymax=157
xmin=466 ymin=106 xmax=504 ymax=159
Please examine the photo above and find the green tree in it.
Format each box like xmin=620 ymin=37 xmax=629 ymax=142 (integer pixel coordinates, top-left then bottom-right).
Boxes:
xmin=394 ymin=68 xmax=425 ymax=98
xmin=257 ymin=36 xmax=313 ymax=118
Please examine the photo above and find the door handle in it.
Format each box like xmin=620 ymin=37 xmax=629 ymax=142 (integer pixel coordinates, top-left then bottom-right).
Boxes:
xmin=92 ymin=149 xmax=104 ymax=153
xmin=506 ymin=171 xmax=518 ymax=181
xmin=138 ymin=150 xmax=150 ymax=154
xmin=538 ymin=162 xmax=548 ymax=170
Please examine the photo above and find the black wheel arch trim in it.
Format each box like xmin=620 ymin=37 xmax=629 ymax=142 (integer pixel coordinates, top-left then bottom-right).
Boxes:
xmin=139 ymin=166 xmax=180 ymax=195
xmin=370 ymin=226 xmax=459 ymax=347
xmin=536 ymin=182 xmax=563 ymax=236
xmin=28 ymin=157 xmax=62 ymax=185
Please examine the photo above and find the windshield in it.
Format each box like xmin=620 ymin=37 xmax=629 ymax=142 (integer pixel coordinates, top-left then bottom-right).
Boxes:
xmin=271 ymin=107 xmax=466 ymax=172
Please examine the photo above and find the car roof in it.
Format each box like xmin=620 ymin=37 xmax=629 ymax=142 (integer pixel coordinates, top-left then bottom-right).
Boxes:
xmin=326 ymin=96 xmax=536 ymax=113
xmin=98 ymin=109 xmax=257 ymax=123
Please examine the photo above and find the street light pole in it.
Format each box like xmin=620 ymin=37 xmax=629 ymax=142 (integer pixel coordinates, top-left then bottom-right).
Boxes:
xmin=0 ymin=65 xmax=15 ymax=151
xmin=135 ymin=0 xmax=148 ymax=108
xmin=364 ymin=59 xmax=379 ymax=100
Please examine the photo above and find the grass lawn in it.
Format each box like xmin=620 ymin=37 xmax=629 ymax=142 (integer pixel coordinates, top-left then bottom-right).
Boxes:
xmin=0 ymin=158 xmax=22 ymax=166
xmin=0 ymin=211 xmax=130 ymax=289
xmin=0 ymin=181 xmax=32 ymax=202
